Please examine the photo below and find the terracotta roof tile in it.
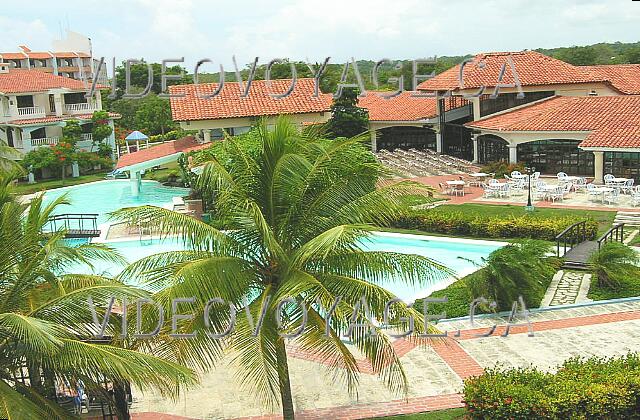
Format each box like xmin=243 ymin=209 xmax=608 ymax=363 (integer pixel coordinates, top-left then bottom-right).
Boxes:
xmin=358 ymin=91 xmax=468 ymax=121
xmin=466 ymin=95 xmax=640 ymax=148
xmin=0 ymin=68 xmax=96 ymax=93
xmin=8 ymin=112 xmax=120 ymax=126
xmin=584 ymin=64 xmax=640 ymax=94
xmin=116 ymin=136 xmax=209 ymax=169
xmin=417 ymin=51 xmax=607 ymax=92
xmin=169 ymin=78 xmax=332 ymax=121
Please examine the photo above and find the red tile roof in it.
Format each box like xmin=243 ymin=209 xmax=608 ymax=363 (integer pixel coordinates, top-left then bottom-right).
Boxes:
xmin=169 ymin=78 xmax=332 ymax=121
xmin=358 ymin=91 xmax=469 ymax=121
xmin=116 ymin=136 xmax=210 ymax=169
xmin=466 ymin=95 xmax=640 ymax=149
xmin=0 ymin=69 xmax=97 ymax=93
xmin=8 ymin=112 xmax=120 ymax=126
xmin=417 ymin=51 xmax=608 ymax=92
xmin=584 ymin=64 xmax=640 ymax=95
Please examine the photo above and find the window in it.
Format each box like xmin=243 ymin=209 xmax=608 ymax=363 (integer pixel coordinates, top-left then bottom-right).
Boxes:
xmin=16 ymin=95 xmax=34 ymax=108
xmin=479 ymin=91 xmax=555 ymax=117
xmin=376 ymin=126 xmax=436 ymax=152
xmin=604 ymin=152 xmax=640 ymax=182
xmin=478 ymin=135 xmax=509 ymax=163
xmin=516 ymin=140 xmax=594 ymax=175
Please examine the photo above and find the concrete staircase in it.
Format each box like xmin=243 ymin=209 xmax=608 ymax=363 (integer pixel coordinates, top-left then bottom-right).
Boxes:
xmin=615 ymin=211 xmax=640 ymax=227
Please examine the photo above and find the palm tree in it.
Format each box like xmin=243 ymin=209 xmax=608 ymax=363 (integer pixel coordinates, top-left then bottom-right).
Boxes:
xmin=0 ymin=140 xmax=23 ymax=173
xmin=113 ymin=117 xmax=450 ymax=419
xmin=467 ymin=240 xmax=557 ymax=311
xmin=0 ymin=172 xmax=196 ymax=419
xmin=588 ymin=241 xmax=640 ymax=288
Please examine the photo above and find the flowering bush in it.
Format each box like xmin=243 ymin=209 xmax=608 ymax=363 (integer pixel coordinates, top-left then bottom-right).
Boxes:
xmin=464 ymin=354 xmax=640 ymax=419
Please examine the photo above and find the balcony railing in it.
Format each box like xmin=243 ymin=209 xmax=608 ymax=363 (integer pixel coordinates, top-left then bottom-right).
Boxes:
xmin=65 ymin=102 xmax=97 ymax=114
xmin=17 ymin=106 xmax=45 ymax=118
xmin=29 ymin=137 xmax=59 ymax=147
xmin=80 ymin=133 xmax=93 ymax=142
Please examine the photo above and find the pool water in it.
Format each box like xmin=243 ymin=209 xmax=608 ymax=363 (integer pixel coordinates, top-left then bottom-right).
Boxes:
xmin=43 ymin=180 xmax=190 ymax=225
xmin=71 ymin=233 xmax=502 ymax=301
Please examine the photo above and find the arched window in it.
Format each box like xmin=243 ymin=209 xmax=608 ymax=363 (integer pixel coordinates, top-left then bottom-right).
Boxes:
xmin=478 ymin=135 xmax=509 ymax=164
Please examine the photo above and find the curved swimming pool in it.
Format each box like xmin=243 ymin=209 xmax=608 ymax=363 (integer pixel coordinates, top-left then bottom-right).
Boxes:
xmin=42 ymin=180 xmax=190 ymax=224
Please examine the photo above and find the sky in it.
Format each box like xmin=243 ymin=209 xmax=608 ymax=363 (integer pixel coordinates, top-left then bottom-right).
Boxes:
xmin=1 ymin=0 xmax=639 ymax=70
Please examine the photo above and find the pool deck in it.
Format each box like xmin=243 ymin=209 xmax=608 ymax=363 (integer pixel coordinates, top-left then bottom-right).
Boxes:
xmin=129 ymin=298 xmax=640 ymax=419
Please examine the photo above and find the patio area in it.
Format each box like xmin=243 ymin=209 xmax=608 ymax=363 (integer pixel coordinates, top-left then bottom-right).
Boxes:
xmin=415 ymin=173 xmax=640 ymax=211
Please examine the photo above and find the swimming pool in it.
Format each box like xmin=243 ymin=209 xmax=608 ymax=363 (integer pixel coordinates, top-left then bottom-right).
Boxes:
xmin=42 ymin=180 xmax=190 ymax=224
xmin=72 ymin=232 xmax=503 ymax=301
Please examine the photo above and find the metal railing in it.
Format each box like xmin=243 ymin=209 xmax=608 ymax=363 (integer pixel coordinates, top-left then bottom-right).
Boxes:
xmin=45 ymin=214 xmax=99 ymax=237
xmin=555 ymin=220 xmax=588 ymax=257
xmin=597 ymin=223 xmax=625 ymax=250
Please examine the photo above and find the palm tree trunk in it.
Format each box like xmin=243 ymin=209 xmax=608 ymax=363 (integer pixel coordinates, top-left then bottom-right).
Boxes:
xmin=113 ymin=381 xmax=131 ymax=420
xmin=275 ymin=338 xmax=295 ymax=420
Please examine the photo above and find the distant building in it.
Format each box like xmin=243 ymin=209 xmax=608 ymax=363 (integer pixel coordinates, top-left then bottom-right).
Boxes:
xmin=0 ymin=64 xmax=118 ymax=156
xmin=0 ymin=31 xmax=107 ymax=84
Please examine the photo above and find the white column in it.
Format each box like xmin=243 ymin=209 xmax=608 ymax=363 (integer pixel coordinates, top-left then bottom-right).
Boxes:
xmin=203 ymin=129 xmax=212 ymax=143
xmin=8 ymin=96 xmax=18 ymax=119
xmin=471 ymin=97 xmax=481 ymax=121
xmin=593 ymin=151 xmax=604 ymax=185
xmin=131 ymin=171 xmax=141 ymax=197
xmin=370 ymin=129 xmax=377 ymax=152
xmin=71 ymin=162 xmax=80 ymax=178
xmin=508 ymin=145 xmax=518 ymax=164
xmin=472 ymin=135 xmax=479 ymax=163
xmin=436 ymin=130 xmax=443 ymax=154
xmin=53 ymin=93 xmax=63 ymax=116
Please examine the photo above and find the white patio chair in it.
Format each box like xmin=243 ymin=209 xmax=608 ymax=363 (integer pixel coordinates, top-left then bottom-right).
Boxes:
xmin=604 ymin=188 xmax=620 ymax=205
xmin=573 ymin=177 xmax=588 ymax=193
xmin=510 ymin=171 xmax=522 ymax=177
xmin=586 ymin=183 xmax=600 ymax=202
xmin=632 ymin=186 xmax=640 ymax=206
xmin=604 ymin=174 xmax=615 ymax=186
xmin=621 ymin=179 xmax=635 ymax=195
xmin=497 ymin=183 xmax=511 ymax=198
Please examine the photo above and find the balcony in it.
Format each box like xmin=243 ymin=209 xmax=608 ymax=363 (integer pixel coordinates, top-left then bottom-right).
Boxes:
xmin=65 ymin=102 xmax=98 ymax=115
xmin=80 ymin=133 xmax=93 ymax=142
xmin=23 ymin=136 xmax=59 ymax=152
xmin=17 ymin=106 xmax=46 ymax=119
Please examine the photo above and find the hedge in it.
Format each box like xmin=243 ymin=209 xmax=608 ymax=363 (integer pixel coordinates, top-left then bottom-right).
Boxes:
xmin=464 ymin=354 xmax=640 ymax=419
xmin=393 ymin=211 xmax=598 ymax=241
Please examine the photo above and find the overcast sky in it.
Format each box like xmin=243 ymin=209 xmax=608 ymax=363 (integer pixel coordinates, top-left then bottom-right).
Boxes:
xmin=2 ymin=0 xmax=639 ymax=69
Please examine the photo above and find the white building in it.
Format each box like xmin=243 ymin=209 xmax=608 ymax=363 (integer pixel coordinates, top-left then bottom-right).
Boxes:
xmin=0 ymin=63 xmax=117 ymax=155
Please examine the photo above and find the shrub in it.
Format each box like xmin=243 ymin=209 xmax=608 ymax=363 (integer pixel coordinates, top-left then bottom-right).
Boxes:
xmin=588 ymin=241 xmax=640 ymax=288
xmin=393 ymin=211 xmax=598 ymax=241
xmin=464 ymin=354 xmax=640 ymax=419
xmin=481 ymin=161 xmax=526 ymax=178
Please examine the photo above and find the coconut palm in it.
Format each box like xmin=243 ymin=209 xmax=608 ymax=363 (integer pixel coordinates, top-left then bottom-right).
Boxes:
xmin=588 ymin=241 xmax=640 ymax=288
xmin=0 ymin=173 xmax=196 ymax=419
xmin=113 ymin=118 xmax=449 ymax=419
xmin=467 ymin=240 xmax=557 ymax=311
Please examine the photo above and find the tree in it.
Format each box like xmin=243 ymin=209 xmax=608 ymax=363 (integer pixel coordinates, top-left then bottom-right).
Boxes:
xmin=113 ymin=117 xmax=449 ymax=419
xmin=588 ymin=241 xmax=640 ymax=288
xmin=0 ymin=172 xmax=196 ymax=419
xmin=134 ymin=94 xmax=175 ymax=135
xmin=468 ymin=240 xmax=557 ymax=311
xmin=326 ymin=87 xmax=369 ymax=139
xmin=0 ymin=140 xmax=23 ymax=173
xmin=91 ymin=110 xmax=114 ymax=153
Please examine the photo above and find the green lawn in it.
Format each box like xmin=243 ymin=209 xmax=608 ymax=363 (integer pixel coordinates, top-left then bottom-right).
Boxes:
xmin=431 ymin=203 xmax=616 ymax=236
xmin=369 ymin=408 xmax=465 ymax=419
xmin=13 ymin=173 xmax=108 ymax=195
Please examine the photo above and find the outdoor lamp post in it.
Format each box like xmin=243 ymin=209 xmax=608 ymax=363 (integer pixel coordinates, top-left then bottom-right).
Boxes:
xmin=525 ymin=166 xmax=535 ymax=212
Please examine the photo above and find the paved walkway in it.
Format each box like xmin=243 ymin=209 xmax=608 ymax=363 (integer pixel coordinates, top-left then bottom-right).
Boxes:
xmin=541 ymin=270 xmax=592 ymax=307
xmin=129 ymin=300 xmax=640 ymax=420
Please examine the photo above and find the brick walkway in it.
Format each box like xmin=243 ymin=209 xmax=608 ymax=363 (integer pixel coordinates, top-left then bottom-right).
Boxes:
xmin=128 ymin=300 xmax=640 ymax=419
